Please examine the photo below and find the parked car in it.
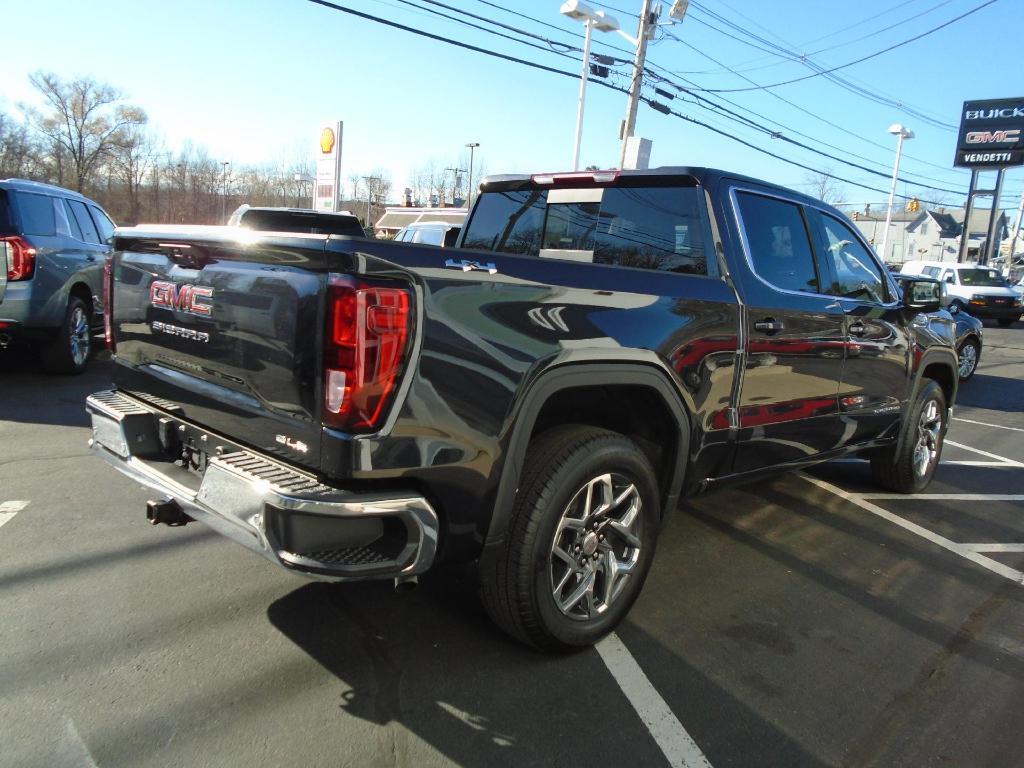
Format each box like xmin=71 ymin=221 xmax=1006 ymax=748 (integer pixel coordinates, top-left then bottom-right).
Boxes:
xmin=89 ymin=166 xmax=957 ymax=651
xmin=896 ymin=274 xmax=984 ymax=382
xmin=393 ymin=220 xmax=461 ymax=247
xmin=227 ymin=205 xmax=365 ymax=237
xmin=900 ymin=260 xmax=1021 ymax=326
xmin=950 ymin=306 xmax=983 ymax=381
xmin=0 ymin=179 xmax=115 ymax=373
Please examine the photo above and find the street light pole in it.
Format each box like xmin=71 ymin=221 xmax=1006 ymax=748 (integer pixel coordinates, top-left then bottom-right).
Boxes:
xmin=572 ymin=19 xmax=594 ymax=171
xmin=465 ymin=142 xmax=479 ymax=209
xmin=221 ymin=161 xmax=231 ymax=224
xmin=879 ymin=124 xmax=913 ymax=263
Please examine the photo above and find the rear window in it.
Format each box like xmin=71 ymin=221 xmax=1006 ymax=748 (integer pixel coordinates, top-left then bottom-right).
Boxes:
xmin=0 ymin=191 xmax=13 ymax=235
xmin=239 ymin=209 xmax=364 ymax=237
xmin=14 ymin=192 xmax=57 ymax=236
xmin=462 ymin=185 xmax=710 ymax=274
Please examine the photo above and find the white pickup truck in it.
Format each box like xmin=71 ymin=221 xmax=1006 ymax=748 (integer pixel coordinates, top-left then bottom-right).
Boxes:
xmin=901 ymin=260 xmax=1022 ymax=326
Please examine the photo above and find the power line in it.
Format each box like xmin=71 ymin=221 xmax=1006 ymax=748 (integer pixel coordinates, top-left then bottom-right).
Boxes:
xmin=303 ymin=0 xmax=967 ymax=207
xmin=688 ymin=0 xmax=1001 ymax=93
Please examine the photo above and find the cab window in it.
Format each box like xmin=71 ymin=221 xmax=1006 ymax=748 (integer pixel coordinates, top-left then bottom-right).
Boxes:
xmin=817 ymin=213 xmax=888 ymax=303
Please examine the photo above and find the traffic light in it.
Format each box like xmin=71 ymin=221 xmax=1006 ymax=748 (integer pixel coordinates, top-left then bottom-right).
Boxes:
xmin=906 ymin=198 xmax=920 ymax=212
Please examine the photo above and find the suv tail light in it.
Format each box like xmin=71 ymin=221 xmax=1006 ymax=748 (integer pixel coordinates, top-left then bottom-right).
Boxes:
xmin=323 ymin=275 xmax=411 ymax=433
xmin=102 ymin=254 xmax=115 ymax=351
xmin=3 ymin=236 xmax=36 ymax=281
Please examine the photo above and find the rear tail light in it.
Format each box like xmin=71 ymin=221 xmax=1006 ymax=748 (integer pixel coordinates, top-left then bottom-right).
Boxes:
xmin=3 ymin=236 xmax=36 ymax=281
xmin=102 ymin=254 xmax=115 ymax=351
xmin=323 ymin=275 xmax=411 ymax=433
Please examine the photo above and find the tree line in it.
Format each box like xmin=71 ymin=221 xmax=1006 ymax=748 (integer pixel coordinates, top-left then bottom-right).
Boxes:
xmin=0 ymin=72 xmax=403 ymax=227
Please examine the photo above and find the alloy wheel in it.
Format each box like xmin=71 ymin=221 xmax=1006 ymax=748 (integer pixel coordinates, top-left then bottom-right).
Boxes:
xmin=913 ymin=400 xmax=942 ymax=478
xmin=549 ymin=473 xmax=642 ymax=621
xmin=69 ymin=305 xmax=91 ymax=367
xmin=958 ymin=343 xmax=977 ymax=379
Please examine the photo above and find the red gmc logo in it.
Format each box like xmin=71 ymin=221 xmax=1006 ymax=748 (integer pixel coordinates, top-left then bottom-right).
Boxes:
xmin=150 ymin=281 xmax=213 ymax=316
xmin=965 ymin=129 xmax=1021 ymax=145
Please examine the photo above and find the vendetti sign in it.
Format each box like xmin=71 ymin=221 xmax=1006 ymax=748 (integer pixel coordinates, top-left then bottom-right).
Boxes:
xmin=955 ymin=98 xmax=1024 ymax=168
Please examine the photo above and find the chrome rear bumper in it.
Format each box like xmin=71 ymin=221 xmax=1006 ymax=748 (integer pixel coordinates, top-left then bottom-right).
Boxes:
xmin=86 ymin=390 xmax=438 ymax=580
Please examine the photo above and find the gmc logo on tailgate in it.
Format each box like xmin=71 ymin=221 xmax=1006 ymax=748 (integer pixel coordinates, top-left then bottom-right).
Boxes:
xmin=150 ymin=281 xmax=214 ymax=316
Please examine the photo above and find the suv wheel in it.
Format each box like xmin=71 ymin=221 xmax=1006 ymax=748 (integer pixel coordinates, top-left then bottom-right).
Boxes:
xmin=41 ymin=297 xmax=92 ymax=375
xmin=479 ymin=425 xmax=660 ymax=652
xmin=957 ymin=338 xmax=979 ymax=381
xmin=870 ymin=379 xmax=946 ymax=493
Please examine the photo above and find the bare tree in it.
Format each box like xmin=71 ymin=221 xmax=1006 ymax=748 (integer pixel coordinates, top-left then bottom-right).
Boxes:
xmin=110 ymin=123 xmax=156 ymax=223
xmin=0 ymin=112 xmax=44 ymax=179
xmin=24 ymin=72 xmax=147 ymax=193
xmin=802 ymin=167 xmax=846 ymax=206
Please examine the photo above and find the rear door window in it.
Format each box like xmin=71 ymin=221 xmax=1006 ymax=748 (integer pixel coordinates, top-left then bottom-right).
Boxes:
xmin=61 ymin=200 xmax=83 ymax=240
xmin=67 ymin=200 xmax=101 ymax=244
xmin=15 ymin=192 xmax=57 ymax=236
xmin=735 ymin=192 xmax=820 ymax=294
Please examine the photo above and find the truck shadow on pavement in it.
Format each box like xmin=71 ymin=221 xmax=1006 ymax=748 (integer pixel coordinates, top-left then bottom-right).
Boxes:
xmin=954 ymin=372 xmax=1024 ymax=412
xmin=0 ymin=348 xmax=111 ymax=427
xmin=267 ymin=568 xmax=826 ymax=767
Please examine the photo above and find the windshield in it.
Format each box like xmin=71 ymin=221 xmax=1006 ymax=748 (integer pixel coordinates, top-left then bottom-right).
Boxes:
xmin=959 ymin=268 xmax=1007 ymax=287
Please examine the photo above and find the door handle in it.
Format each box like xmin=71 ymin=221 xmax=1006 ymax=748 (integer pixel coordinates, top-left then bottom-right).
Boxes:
xmin=849 ymin=321 xmax=867 ymax=337
xmin=753 ymin=318 xmax=784 ymax=334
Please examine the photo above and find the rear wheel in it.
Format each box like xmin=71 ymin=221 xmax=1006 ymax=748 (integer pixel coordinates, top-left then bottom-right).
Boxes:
xmin=870 ymin=380 xmax=946 ymax=493
xmin=957 ymin=339 xmax=979 ymax=381
xmin=41 ymin=297 xmax=92 ymax=375
xmin=479 ymin=425 xmax=660 ymax=652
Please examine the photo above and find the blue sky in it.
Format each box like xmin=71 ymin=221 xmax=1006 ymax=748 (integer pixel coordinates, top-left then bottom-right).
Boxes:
xmin=2 ymin=0 xmax=1022 ymax=209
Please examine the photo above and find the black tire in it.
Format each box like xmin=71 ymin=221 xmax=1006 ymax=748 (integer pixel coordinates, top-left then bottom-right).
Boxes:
xmin=479 ymin=425 xmax=661 ymax=652
xmin=870 ymin=379 xmax=947 ymax=494
xmin=956 ymin=338 xmax=980 ymax=382
xmin=41 ymin=296 xmax=92 ymax=375
xmin=996 ymin=318 xmax=1015 ymax=328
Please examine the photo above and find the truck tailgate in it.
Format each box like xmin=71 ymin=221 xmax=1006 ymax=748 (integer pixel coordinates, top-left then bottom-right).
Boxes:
xmin=110 ymin=227 xmax=330 ymax=470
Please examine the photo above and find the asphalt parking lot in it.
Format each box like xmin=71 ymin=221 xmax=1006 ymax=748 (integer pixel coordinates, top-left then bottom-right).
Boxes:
xmin=2 ymin=325 xmax=1022 ymax=768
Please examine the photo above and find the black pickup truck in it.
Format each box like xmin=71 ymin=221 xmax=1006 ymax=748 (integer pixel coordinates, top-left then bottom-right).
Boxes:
xmin=87 ymin=167 xmax=957 ymax=651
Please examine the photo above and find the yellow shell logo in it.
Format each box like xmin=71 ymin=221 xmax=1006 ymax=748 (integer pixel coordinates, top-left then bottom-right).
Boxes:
xmin=320 ymin=127 xmax=336 ymax=154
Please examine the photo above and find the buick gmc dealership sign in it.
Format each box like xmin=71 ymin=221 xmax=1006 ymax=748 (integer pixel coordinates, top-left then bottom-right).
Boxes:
xmin=955 ymin=98 xmax=1024 ymax=168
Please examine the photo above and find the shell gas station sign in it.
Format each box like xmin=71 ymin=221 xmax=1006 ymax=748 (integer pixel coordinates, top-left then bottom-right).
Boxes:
xmin=314 ymin=121 xmax=343 ymax=211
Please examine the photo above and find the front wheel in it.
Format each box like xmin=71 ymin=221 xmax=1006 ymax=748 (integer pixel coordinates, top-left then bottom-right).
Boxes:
xmin=479 ymin=425 xmax=660 ymax=652
xmin=870 ymin=380 xmax=947 ymax=493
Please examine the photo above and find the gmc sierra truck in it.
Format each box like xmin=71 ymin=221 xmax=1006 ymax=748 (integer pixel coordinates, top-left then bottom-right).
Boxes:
xmin=87 ymin=167 xmax=957 ymax=651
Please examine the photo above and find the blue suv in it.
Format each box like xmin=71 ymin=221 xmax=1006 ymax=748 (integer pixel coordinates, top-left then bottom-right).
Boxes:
xmin=0 ymin=179 xmax=115 ymax=373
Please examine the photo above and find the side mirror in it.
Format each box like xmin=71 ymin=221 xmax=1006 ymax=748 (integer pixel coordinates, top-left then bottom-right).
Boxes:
xmin=898 ymin=276 xmax=943 ymax=312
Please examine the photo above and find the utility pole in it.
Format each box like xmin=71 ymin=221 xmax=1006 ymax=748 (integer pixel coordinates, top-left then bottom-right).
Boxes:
xmin=618 ymin=0 xmax=655 ymax=169
xmin=445 ymin=167 xmax=466 ymax=207
xmin=221 ymin=161 xmax=231 ymax=224
xmin=1007 ymin=195 xmax=1024 ymax=262
xmin=362 ymin=175 xmax=381 ymax=229
xmin=465 ymin=142 xmax=479 ymax=209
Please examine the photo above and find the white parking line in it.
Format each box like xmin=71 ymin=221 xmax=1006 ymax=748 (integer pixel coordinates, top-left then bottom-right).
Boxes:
xmin=860 ymin=494 xmax=1024 ymax=501
xmin=963 ymin=543 xmax=1024 ymax=553
xmin=954 ymin=417 xmax=1024 ymax=434
xmin=943 ymin=440 xmax=1024 ymax=468
xmin=800 ymin=475 xmax=1024 ymax=585
xmin=597 ymin=632 xmax=713 ymax=768
xmin=0 ymin=500 xmax=29 ymax=529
